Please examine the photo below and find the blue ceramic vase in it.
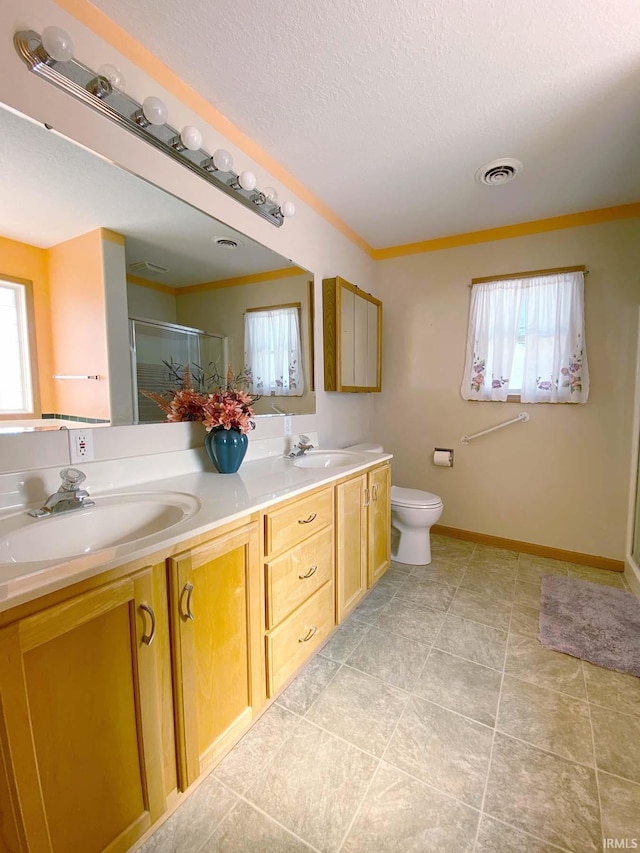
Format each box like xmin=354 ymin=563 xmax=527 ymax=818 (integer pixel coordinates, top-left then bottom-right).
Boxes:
xmin=204 ymin=428 xmax=248 ymax=474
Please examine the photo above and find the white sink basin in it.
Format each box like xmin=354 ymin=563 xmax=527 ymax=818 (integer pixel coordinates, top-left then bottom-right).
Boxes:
xmin=292 ymin=450 xmax=368 ymax=469
xmin=0 ymin=491 xmax=201 ymax=565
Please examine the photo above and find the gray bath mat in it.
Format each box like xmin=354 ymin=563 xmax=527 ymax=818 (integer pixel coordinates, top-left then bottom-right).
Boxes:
xmin=539 ymin=576 xmax=640 ymax=677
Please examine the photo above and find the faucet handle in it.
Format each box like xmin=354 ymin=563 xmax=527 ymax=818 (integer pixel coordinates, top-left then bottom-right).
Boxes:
xmin=298 ymin=435 xmax=311 ymax=446
xmin=59 ymin=467 xmax=86 ymax=490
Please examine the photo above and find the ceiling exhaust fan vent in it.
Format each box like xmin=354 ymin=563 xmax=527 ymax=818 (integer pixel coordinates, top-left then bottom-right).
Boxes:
xmin=212 ymin=236 xmax=242 ymax=249
xmin=128 ymin=260 xmax=169 ymax=277
xmin=475 ymin=158 xmax=523 ymax=186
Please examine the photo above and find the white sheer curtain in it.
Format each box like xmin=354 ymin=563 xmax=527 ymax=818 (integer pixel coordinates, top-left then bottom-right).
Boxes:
xmin=244 ymin=306 xmax=304 ymax=396
xmin=461 ymin=271 xmax=589 ymax=403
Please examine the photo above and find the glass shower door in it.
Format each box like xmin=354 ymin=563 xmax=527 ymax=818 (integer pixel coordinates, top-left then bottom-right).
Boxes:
xmin=632 ymin=436 xmax=640 ymax=565
xmin=130 ymin=318 xmax=227 ymax=423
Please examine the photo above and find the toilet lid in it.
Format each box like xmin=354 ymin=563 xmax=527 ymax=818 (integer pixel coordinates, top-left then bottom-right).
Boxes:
xmin=391 ymin=485 xmax=443 ymax=508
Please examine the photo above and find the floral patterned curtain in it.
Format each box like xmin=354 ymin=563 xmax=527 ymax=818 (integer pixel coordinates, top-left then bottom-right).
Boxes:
xmin=244 ymin=306 xmax=304 ymax=396
xmin=461 ymin=271 xmax=589 ymax=403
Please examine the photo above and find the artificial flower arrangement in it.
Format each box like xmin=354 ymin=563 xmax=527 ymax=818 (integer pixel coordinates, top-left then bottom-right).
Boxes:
xmin=143 ymin=362 xmax=259 ymax=434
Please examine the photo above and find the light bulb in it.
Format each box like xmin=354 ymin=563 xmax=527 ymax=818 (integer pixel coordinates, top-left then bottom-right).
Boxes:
xmin=98 ymin=63 xmax=125 ymax=90
xmin=280 ymin=201 xmax=296 ymax=218
xmin=212 ymin=149 xmax=233 ymax=171
xmin=263 ymin=186 xmax=278 ymax=203
xmin=41 ymin=26 xmax=74 ymax=62
xmin=141 ymin=96 xmax=168 ymax=125
xmin=179 ymin=125 xmax=203 ymax=151
xmin=238 ymin=170 xmax=256 ymax=191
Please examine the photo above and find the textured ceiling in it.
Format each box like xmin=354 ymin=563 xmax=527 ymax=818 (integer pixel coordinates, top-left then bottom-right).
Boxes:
xmin=0 ymin=106 xmax=293 ymax=285
xmin=89 ymin=0 xmax=640 ymax=248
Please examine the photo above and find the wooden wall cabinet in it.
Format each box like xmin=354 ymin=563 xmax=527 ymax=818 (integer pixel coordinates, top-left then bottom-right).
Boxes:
xmin=0 ymin=567 xmax=167 ymax=853
xmin=322 ymin=276 xmax=382 ymax=392
xmin=336 ymin=463 xmax=391 ymax=620
xmin=168 ymin=521 xmax=263 ymax=790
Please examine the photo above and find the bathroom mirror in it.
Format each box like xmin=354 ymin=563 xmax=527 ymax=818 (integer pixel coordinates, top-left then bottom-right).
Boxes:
xmin=0 ymin=102 xmax=315 ymax=432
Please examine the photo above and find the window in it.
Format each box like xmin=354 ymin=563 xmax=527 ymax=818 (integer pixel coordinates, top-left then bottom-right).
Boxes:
xmin=0 ymin=278 xmax=34 ymax=414
xmin=461 ymin=268 xmax=589 ymax=403
xmin=244 ymin=303 xmax=304 ymax=396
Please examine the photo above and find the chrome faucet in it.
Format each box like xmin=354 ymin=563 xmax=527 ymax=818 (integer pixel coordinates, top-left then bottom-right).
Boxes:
xmin=288 ymin=435 xmax=314 ymax=458
xmin=28 ymin=467 xmax=95 ymax=518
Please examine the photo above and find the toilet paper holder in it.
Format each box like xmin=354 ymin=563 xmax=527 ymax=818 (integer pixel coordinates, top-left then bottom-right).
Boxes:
xmin=433 ymin=448 xmax=454 ymax=467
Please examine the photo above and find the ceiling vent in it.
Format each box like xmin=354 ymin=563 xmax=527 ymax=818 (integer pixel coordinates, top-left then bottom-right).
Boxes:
xmin=212 ymin=236 xmax=242 ymax=249
xmin=475 ymin=158 xmax=523 ymax=186
xmin=128 ymin=260 xmax=169 ymax=277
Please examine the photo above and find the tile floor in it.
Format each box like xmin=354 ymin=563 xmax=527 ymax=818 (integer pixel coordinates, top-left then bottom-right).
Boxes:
xmin=138 ymin=535 xmax=640 ymax=853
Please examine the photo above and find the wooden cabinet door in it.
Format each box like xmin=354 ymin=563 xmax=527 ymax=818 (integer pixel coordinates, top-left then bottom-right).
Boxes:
xmin=353 ymin=292 xmax=369 ymax=387
xmin=366 ymin=299 xmax=382 ymax=390
xmin=0 ymin=570 xmax=166 ymax=853
xmin=335 ymin=473 xmax=368 ymax=621
xmin=340 ymin=286 xmax=356 ymax=386
xmin=368 ymin=464 xmax=391 ymax=587
xmin=169 ymin=522 xmax=263 ymax=789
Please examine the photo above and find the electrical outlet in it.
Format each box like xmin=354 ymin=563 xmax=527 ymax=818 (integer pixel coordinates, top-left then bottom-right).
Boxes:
xmin=68 ymin=429 xmax=94 ymax=463
xmin=284 ymin=416 xmax=292 ymax=436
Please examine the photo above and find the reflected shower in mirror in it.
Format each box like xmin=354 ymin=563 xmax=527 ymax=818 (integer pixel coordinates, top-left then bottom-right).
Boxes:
xmin=0 ymin=102 xmax=315 ymax=433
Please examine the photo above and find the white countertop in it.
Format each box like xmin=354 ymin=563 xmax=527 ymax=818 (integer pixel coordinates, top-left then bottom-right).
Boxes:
xmin=0 ymin=451 xmax=392 ymax=613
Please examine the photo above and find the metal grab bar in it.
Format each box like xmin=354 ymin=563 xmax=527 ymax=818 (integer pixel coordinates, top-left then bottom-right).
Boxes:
xmin=52 ymin=375 xmax=100 ymax=380
xmin=461 ymin=412 xmax=529 ymax=444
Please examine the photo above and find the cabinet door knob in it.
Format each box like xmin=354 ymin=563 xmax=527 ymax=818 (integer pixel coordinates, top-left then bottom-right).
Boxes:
xmin=298 ymin=625 xmax=317 ymax=643
xmin=372 ymin=484 xmax=378 ymax=501
xmin=182 ymin=582 xmax=195 ymax=621
xmin=299 ymin=565 xmax=318 ymax=579
xmin=364 ymin=488 xmax=370 ymax=507
xmin=298 ymin=513 xmax=317 ymax=525
xmin=139 ymin=603 xmax=156 ymax=646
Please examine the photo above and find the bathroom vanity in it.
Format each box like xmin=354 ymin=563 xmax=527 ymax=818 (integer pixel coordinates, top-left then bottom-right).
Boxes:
xmin=0 ymin=451 xmax=391 ymax=853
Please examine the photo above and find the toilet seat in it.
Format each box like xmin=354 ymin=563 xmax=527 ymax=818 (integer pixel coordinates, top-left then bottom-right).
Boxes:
xmin=391 ymin=485 xmax=443 ymax=509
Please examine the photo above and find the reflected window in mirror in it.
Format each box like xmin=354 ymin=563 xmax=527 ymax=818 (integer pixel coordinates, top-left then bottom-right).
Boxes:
xmin=244 ymin=303 xmax=304 ymax=397
xmin=0 ymin=277 xmax=36 ymax=415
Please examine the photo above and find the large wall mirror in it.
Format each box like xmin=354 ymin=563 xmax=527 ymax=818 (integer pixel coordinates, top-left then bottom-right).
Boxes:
xmin=0 ymin=102 xmax=315 ymax=434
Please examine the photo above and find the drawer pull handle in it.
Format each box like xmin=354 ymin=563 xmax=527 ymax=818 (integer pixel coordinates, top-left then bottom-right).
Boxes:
xmin=182 ymin=582 xmax=195 ymax=621
xmin=139 ymin=603 xmax=156 ymax=646
xmin=298 ymin=513 xmax=317 ymax=525
xmin=298 ymin=625 xmax=317 ymax=643
xmin=364 ymin=488 xmax=370 ymax=507
xmin=372 ymin=484 xmax=378 ymax=501
xmin=299 ymin=565 xmax=318 ymax=579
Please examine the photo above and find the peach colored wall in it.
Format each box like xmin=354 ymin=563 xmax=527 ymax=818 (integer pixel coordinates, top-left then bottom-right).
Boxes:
xmin=374 ymin=218 xmax=640 ymax=560
xmin=47 ymin=229 xmax=110 ymax=419
xmin=176 ymin=274 xmax=315 ymax=415
xmin=0 ymin=235 xmax=54 ymax=413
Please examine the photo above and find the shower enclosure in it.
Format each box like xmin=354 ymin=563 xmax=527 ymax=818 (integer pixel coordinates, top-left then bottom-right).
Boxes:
xmin=626 ymin=307 xmax=640 ymax=592
xmin=129 ymin=317 xmax=228 ymax=423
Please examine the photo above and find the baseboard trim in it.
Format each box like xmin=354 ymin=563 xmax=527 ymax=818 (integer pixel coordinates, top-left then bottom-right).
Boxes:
xmin=432 ymin=525 xmax=625 ymax=573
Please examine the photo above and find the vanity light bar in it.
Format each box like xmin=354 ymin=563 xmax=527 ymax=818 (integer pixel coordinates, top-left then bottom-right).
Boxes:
xmin=13 ymin=29 xmax=292 ymax=228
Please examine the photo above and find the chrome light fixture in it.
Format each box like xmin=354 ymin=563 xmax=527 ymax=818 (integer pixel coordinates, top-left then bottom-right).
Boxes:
xmin=14 ymin=27 xmax=295 ymax=227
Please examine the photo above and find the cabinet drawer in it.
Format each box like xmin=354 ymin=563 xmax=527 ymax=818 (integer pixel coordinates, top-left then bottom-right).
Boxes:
xmin=266 ymin=582 xmax=334 ymax=696
xmin=266 ymin=527 xmax=333 ymax=629
xmin=264 ymin=487 xmax=333 ymax=556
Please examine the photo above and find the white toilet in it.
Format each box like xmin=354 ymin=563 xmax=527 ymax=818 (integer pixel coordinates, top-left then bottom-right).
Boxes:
xmin=346 ymin=443 xmax=444 ymax=565
xmin=389 ymin=485 xmax=443 ymax=565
